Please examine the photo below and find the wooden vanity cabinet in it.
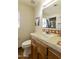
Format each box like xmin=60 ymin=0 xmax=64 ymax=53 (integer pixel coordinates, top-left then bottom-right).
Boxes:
xmin=31 ymin=38 xmax=48 ymax=59
xmin=31 ymin=36 xmax=61 ymax=59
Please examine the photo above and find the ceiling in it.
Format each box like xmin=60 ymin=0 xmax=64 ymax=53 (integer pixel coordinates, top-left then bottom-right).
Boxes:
xmin=18 ymin=0 xmax=58 ymax=7
xmin=19 ymin=0 xmax=41 ymax=7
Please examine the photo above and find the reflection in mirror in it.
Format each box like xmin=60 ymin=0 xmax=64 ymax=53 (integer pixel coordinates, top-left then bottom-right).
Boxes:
xmin=42 ymin=0 xmax=61 ymax=30
xmin=49 ymin=17 xmax=56 ymax=28
xmin=42 ymin=17 xmax=56 ymax=28
xmin=42 ymin=18 xmax=47 ymax=27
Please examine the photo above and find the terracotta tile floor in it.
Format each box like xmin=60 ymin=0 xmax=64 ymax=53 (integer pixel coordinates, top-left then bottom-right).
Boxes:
xmin=18 ymin=47 xmax=31 ymax=59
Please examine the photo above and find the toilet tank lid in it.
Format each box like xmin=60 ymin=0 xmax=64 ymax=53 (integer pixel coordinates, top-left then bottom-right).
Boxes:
xmin=22 ymin=40 xmax=31 ymax=45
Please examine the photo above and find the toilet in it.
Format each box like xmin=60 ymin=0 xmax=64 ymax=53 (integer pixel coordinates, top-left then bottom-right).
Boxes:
xmin=22 ymin=40 xmax=31 ymax=57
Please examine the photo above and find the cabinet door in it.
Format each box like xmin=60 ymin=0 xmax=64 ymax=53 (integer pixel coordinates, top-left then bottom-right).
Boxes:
xmin=37 ymin=41 xmax=48 ymax=59
xmin=31 ymin=42 xmax=38 ymax=59
xmin=37 ymin=53 xmax=46 ymax=59
xmin=48 ymin=49 xmax=60 ymax=59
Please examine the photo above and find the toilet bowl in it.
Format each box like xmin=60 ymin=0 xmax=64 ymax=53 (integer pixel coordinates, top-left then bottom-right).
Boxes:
xmin=22 ymin=40 xmax=31 ymax=57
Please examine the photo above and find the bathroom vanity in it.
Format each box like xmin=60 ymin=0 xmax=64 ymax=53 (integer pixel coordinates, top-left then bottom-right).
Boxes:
xmin=30 ymin=0 xmax=61 ymax=59
xmin=31 ymin=33 xmax=61 ymax=59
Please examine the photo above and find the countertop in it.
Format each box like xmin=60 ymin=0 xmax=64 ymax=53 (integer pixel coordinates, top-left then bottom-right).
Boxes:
xmin=30 ymin=32 xmax=61 ymax=52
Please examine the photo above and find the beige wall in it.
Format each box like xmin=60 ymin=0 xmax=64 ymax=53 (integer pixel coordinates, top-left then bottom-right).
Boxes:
xmin=35 ymin=0 xmax=43 ymax=33
xmin=18 ymin=3 xmax=35 ymax=47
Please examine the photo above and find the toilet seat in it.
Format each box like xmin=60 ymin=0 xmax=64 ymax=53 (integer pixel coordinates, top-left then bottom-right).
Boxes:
xmin=22 ymin=40 xmax=31 ymax=48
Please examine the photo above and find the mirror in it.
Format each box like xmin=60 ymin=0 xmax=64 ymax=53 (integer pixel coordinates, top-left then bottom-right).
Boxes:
xmin=42 ymin=0 xmax=61 ymax=30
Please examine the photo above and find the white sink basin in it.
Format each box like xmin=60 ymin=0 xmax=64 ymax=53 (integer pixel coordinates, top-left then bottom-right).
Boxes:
xmin=41 ymin=32 xmax=58 ymax=38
